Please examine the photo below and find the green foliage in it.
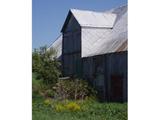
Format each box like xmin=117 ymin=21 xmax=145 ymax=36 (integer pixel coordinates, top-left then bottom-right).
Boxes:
xmin=32 ymin=73 xmax=44 ymax=97
xmin=65 ymin=102 xmax=81 ymax=111
xmin=53 ymin=78 xmax=96 ymax=100
xmin=53 ymin=101 xmax=81 ymax=112
xmin=43 ymin=98 xmax=53 ymax=106
xmin=44 ymin=89 xmax=55 ymax=98
xmin=33 ymin=97 xmax=127 ymax=120
xmin=54 ymin=103 xmax=66 ymax=112
xmin=32 ymin=46 xmax=127 ymax=120
xmin=32 ymin=46 xmax=61 ymax=86
xmin=32 ymin=73 xmax=55 ymax=98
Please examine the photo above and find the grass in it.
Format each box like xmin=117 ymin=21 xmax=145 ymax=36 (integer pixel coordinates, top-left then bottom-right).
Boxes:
xmin=32 ymin=96 xmax=127 ymax=120
xmin=32 ymin=73 xmax=127 ymax=120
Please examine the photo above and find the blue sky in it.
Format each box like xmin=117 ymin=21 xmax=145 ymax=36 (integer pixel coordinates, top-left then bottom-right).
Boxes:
xmin=32 ymin=0 xmax=127 ymax=49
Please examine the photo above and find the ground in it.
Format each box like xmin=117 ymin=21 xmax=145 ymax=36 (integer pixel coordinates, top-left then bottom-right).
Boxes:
xmin=32 ymin=96 xmax=127 ymax=120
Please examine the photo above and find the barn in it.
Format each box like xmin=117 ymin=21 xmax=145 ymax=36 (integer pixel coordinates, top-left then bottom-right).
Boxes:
xmin=48 ymin=5 xmax=127 ymax=102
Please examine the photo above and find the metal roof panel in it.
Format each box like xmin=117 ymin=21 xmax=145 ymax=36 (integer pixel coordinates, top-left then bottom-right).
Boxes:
xmin=70 ymin=9 xmax=117 ymax=28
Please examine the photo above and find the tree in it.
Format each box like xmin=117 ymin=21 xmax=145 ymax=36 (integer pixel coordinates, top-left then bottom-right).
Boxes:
xmin=32 ymin=46 xmax=61 ymax=86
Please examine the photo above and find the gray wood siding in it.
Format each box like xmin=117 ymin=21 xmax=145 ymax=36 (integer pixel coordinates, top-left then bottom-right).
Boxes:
xmin=82 ymin=51 xmax=127 ymax=102
xmin=105 ymin=51 xmax=127 ymax=102
xmin=62 ymin=15 xmax=82 ymax=77
xmin=64 ymin=15 xmax=80 ymax=32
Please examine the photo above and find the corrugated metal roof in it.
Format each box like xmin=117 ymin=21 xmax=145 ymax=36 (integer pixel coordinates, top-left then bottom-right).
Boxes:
xmin=116 ymin=40 xmax=128 ymax=52
xmin=47 ymin=35 xmax=62 ymax=58
xmin=48 ymin=5 xmax=127 ymax=58
xmin=70 ymin=9 xmax=117 ymax=28
xmin=81 ymin=5 xmax=127 ymax=57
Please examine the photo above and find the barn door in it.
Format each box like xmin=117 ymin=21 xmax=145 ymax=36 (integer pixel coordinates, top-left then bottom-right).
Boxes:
xmin=110 ymin=75 xmax=123 ymax=102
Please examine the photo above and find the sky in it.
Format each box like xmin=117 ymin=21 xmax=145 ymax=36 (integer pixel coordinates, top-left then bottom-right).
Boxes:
xmin=32 ymin=0 xmax=127 ymax=49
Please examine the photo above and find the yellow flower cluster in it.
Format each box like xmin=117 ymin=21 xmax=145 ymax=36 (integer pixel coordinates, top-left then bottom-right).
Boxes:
xmin=55 ymin=104 xmax=66 ymax=112
xmin=55 ymin=101 xmax=81 ymax=112
xmin=44 ymin=99 xmax=52 ymax=106
xmin=65 ymin=102 xmax=81 ymax=111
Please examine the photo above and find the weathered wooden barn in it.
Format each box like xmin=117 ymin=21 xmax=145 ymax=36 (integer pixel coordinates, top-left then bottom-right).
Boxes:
xmin=48 ymin=5 xmax=128 ymax=102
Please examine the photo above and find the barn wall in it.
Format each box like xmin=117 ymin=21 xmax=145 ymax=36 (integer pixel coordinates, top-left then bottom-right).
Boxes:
xmin=64 ymin=15 xmax=80 ymax=32
xmin=62 ymin=15 xmax=82 ymax=77
xmin=82 ymin=55 xmax=106 ymax=100
xmin=82 ymin=51 xmax=127 ymax=102
xmin=105 ymin=51 xmax=127 ymax=102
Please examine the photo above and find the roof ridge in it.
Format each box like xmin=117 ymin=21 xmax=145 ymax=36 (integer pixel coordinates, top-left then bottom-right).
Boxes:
xmin=70 ymin=5 xmax=127 ymax=14
xmin=70 ymin=8 xmax=105 ymax=14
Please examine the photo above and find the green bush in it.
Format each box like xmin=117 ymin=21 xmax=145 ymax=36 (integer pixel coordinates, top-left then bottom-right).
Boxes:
xmin=44 ymin=89 xmax=55 ymax=98
xmin=32 ymin=74 xmax=44 ymax=96
xmin=32 ymin=73 xmax=55 ymax=98
xmin=32 ymin=46 xmax=61 ymax=100
xmin=32 ymin=46 xmax=61 ymax=86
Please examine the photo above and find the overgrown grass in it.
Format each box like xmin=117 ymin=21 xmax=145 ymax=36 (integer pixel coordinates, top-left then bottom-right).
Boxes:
xmin=32 ymin=97 xmax=127 ymax=120
xmin=32 ymin=73 xmax=127 ymax=120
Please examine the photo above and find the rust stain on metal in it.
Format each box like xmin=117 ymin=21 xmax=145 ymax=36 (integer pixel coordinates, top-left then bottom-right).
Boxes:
xmin=116 ymin=40 xmax=128 ymax=52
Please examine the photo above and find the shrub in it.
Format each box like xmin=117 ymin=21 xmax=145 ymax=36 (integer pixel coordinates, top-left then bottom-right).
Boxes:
xmin=32 ymin=73 xmax=56 ymax=98
xmin=32 ymin=74 xmax=44 ymax=96
xmin=53 ymin=78 xmax=96 ymax=100
xmin=32 ymin=46 xmax=61 ymax=86
xmin=43 ymin=89 xmax=55 ymax=98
